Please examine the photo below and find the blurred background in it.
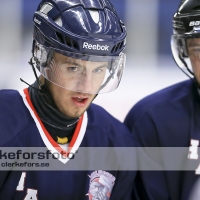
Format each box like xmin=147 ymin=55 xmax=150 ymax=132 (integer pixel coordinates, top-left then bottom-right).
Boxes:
xmin=0 ymin=0 xmax=188 ymax=122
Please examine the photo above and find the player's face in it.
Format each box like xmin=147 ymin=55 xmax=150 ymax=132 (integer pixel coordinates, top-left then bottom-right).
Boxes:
xmin=45 ymin=53 xmax=108 ymax=118
xmin=187 ymin=38 xmax=200 ymax=83
xmin=45 ymin=52 xmax=108 ymax=94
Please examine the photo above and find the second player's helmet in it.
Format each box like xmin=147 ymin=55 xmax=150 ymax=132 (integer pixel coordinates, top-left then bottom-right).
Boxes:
xmin=32 ymin=0 xmax=126 ymax=94
xmin=171 ymin=0 xmax=200 ymax=79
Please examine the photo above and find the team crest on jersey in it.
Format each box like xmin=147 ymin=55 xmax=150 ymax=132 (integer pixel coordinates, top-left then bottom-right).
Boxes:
xmin=86 ymin=170 xmax=115 ymax=200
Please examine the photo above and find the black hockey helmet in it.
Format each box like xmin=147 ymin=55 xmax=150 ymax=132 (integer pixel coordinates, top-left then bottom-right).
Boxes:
xmin=171 ymin=0 xmax=200 ymax=79
xmin=31 ymin=0 xmax=127 ymax=94
xmin=173 ymin=0 xmax=200 ymax=35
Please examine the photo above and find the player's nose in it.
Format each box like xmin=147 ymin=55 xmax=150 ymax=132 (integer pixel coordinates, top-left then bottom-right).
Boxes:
xmin=76 ymin=73 xmax=94 ymax=94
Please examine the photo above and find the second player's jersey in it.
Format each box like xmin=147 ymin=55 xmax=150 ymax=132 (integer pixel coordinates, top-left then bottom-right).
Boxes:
xmin=124 ymin=79 xmax=200 ymax=200
xmin=0 ymin=88 xmax=136 ymax=200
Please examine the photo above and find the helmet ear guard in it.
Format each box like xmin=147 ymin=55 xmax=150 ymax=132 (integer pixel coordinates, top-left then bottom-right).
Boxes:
xmin=33 ymin=40 xmax=54 ymax=70
xmin=33 ymin=41 xmax=48 ymax=66
xmin=177 ymin=38 xmax=188 ymax=58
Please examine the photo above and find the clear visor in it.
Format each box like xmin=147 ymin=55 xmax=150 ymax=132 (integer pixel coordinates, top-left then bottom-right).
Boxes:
xmin=171 ymin=32 xmax=200 ymax=77
xmin=37 ymin=48 xmax=126 ymax=94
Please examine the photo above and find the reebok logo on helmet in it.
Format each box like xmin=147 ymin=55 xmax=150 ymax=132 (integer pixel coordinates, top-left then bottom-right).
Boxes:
xmin=83 ymin=42 xmax=109 ymax=51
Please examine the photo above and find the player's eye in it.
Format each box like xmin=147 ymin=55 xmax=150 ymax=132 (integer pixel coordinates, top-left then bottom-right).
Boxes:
xmin=67 ymin=65 xmax=81 ymax=73
xmin=193 ymin=49 xmax=200 ymax=53
xmin=190 ymin=47 xmax=200 ymax=54
xmin=69 ymin=67 xmax=78 ymax=71
xmin=93 ymin=67 xmax=105 ymax=74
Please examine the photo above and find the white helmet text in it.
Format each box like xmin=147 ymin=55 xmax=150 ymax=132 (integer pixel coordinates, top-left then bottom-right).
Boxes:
xmin=83 ymin=42 xmax=109 ymax=51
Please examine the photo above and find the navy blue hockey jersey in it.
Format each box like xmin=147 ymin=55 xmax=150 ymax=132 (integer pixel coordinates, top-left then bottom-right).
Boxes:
xmin=0 ymin=88 xmax=136 ymax=200
xmin=124 ymin=79 xmax=200 ymax=200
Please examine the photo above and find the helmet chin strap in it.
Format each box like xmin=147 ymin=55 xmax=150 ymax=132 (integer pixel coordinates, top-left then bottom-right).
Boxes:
xmin=178 ymin=54 xmax=200 ymax=89
xmin=20 ymin=57 xmax=43 ymax=92
xmin=178 ymin=54 xmax=194 ymax=79
xmin=29 ymin=57 xmax=43 ymax=88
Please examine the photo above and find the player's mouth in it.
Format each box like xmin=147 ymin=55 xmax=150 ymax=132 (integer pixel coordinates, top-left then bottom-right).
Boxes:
xmin=71 ymin=96 xmax=89 ymax=107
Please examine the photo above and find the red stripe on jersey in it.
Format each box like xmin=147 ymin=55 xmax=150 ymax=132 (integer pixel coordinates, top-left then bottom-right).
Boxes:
xmin=23 ymin=88 xmax=83 ymax=157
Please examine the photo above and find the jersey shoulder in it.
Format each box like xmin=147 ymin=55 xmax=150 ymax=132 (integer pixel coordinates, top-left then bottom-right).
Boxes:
xmin=0 ymin=89 xmax=33 ymax=146
xmin=125 ymin=79 xmax=194 ymax=124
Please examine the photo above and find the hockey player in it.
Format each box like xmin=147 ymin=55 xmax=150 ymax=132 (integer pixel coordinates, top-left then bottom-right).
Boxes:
xmin=0 ymin=0 xmax=137 ymax=199
xmin=124 ymin=0 xmax=200 ymax=199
